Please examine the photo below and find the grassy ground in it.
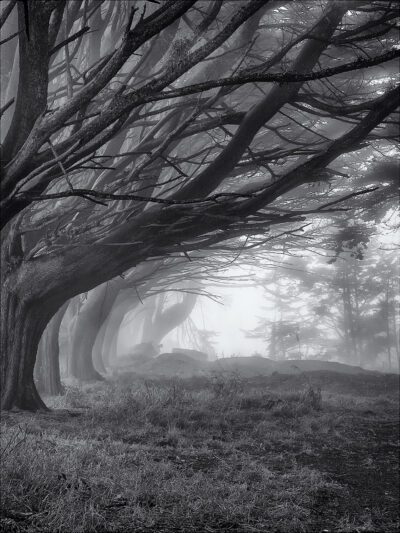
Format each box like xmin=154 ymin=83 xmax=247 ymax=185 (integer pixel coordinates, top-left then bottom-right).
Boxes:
xmin=1 ymin=371 xmax=399 ymax=532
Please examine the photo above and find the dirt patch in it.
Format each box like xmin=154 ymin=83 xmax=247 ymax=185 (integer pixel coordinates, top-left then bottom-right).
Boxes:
xmin=299 ymin=418 xmax=399 ymax=531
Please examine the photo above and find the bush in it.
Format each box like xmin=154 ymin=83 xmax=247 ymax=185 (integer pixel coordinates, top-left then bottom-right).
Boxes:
xmin=301 ymin=385 xmax=322 ymax=411
xmin=271 ymin=386 xmax=323 ymax=419
xmin=210 ymin=371 xmax=244 ymax=400
xmin=63 ymin=385 xmax=88 ymax=408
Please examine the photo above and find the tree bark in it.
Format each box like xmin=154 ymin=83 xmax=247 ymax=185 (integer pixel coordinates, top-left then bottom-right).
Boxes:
xmin=34 ymin=302 xmax=68 ymax=395
xmin=0 ymin=267 xmax=52 ymax=410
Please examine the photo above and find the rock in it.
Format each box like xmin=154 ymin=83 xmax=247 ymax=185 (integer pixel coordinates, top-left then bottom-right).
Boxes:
xmin=274 ymin=359 xmax=373 ymax=375
xmin=212 ymin=356 xmax=274 ymax=377
xmin=131 ymin=342 xmax=159 ymax=358
xmin=140 ymin=352 xmax=208 ymax=377
xmin=172 ymin=348 xmax=209 ymax=361
xmin=112 ymin=342 xmax=159 ymax=374
xmin=209 ymin=357 xmax=374 ymax=377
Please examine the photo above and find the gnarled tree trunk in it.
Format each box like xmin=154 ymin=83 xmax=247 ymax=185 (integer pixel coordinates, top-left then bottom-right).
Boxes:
xmin=0 ymin=264 xmax=56 ymax=410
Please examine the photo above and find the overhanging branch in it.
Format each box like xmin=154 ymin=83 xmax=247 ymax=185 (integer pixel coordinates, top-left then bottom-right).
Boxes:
xmin=147 ymin=49 xmax=399 ymax=103
xmin=16 ymin=188 xmax=263 ymax=206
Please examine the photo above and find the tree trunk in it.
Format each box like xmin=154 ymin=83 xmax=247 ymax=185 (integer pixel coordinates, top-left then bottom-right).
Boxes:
xmin=342 ymin=267 xmax=358 ymax=364
xmin=58 ymin=296 xmax=82 ymax=377
xmin=34 ymin=302 xmax=68 ymax=396
xmin=353 ymin=263 xmax=362 ymax=366
xmin=389 ymin=280 xmax=400 ymax=371
xmin=141 ymin=291 xmax=198 ymax=346
xmin=0 ymin=229 xmax=173 ymax=410
xmin=68 ymin=261 xmax=161 ymax=379
xmin=1 ymin=276 xmax=49 ymax=410
xmin=69 ymin=282 xmax=122 ymax=381
xmin=92 ymin=317 xmax=109 ymax=375
xmin=141 ymin=297 xmax=157 ymax=344
xmin=385 ymin=286 xmax=392 ymax=371
xmin=94 ymin=289 xmax=139 ymax=368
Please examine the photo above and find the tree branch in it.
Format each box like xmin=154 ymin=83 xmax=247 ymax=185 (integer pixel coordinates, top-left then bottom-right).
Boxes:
xmin=0 ymin=0 xmax=16 ymax=29
xmin=0 ymin=98 xmax=15 ymax=118
xmin=49 ymin=25 xmax=90 ymax=56
xmin=16 ymin=188 xmax=263 ymax=206
xmin=147 ymin=49 xmax=400 ymax=103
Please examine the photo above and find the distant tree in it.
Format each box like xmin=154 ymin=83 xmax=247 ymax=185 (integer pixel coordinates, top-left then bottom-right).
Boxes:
xmin=139 ymin=289 xmax=198 ymax=347
xmin=248 ymin=226 xmax=399 ymax=369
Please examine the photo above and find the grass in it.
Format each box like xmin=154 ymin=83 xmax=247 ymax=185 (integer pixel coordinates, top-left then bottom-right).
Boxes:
xmin=1 ymin=371 xmax=399 ymax=532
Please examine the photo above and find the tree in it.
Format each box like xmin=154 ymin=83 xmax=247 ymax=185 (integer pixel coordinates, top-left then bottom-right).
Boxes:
xmin=67 ymin=261 xmax=159 ymax=380
xmin=140 ymin=289 xmax=198 ymax=345
xmin=0 ymin=0 xmax=398 ymax=409
xmin=248 ymin=222 xmax=399 ymax=369
xmin=57 ymin=254 xmax=229 ymax=382
xmin=34 ymin=302 xmax=68 ymax=395
xmin=67 ymin=260 xmax=201 ymax=378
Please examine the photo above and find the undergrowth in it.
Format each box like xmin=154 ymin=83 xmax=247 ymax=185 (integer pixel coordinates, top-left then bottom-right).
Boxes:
xmin=1 ymin=373 xmax=398 ymax=532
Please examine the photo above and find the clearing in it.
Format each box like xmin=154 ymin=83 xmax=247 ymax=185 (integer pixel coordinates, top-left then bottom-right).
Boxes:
xmin=1 ymin=370 xmax=399 ymax=532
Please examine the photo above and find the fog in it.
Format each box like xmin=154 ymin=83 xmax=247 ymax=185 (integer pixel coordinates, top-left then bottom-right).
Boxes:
xmin=114 ymin=216 xmax=399 ymax=374
xmin=1 ymin=0 xmax=399 ymax=530
xmin=118 ymin=275 xmax=266 ymax=358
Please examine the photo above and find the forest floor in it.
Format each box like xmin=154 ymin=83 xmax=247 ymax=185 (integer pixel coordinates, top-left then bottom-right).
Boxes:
xmin=1 ymin=371 xmax=399 ymax=533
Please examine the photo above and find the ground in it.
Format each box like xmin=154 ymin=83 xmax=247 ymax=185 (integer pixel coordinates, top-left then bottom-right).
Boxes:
xmin=1 ymin=371 xmax=399 ymax=532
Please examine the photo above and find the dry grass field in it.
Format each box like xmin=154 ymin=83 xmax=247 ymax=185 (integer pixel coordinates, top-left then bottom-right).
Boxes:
xmin=1 ymin=371 xmax=399 ymax=532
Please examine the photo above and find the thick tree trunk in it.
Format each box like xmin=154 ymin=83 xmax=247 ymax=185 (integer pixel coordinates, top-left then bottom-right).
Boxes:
xmin=93 ymin=289 xmax=139 ymax=369
xmin=69 ymin=281 xmax=122 ymax=380
xmin=1 ymin=275 xmax=49 ymax=410
xmin=69 ymin=316 xmax=105 ymax=381
xmin=92 ymin=291 xmax=131 ymax=373
xmin=69 ymin=263 xmax=160 ymax=377
xmin=0 ymin=233 xmax=180 ymax=410
xmin=58 ymin=296 xmax=81 ymax=377
xmin=92 ymin=319 xmax=109 ymax=375
xmin=141 ymin=297 xmax=157 ymax=344
xmin=34 ymin=303 xmax=68 ymax=396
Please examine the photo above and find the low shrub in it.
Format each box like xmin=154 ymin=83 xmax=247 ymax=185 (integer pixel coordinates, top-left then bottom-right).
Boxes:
xmin=271 ymin=386 xmax=323 ymax=419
